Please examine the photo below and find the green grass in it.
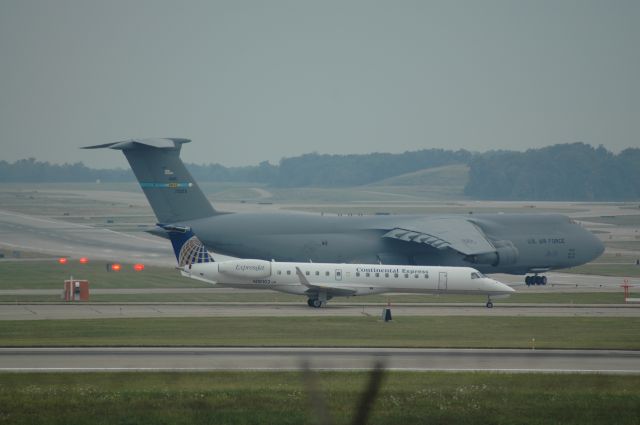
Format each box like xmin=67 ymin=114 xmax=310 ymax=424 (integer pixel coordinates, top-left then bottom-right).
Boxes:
xmin=2 ymin=316 xmax=639 ymax=349
xmin=0 ymin=260 xmax=205 ymax=289
xmin=0 ymin=372 xmax=638 ymax=425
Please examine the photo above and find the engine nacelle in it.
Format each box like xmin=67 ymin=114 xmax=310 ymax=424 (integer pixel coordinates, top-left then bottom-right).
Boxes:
xmin=465 ymin=240 xmax=519 ymax=266
xmin=218 ymin=259 xmax=272 ymax=278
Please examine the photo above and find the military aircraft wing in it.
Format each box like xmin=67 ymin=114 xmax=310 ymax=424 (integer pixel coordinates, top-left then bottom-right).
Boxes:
xmin=381 ymin=217 xmax=495 ymax=256
xmin=295 ymin=267 xmax=358 ymax=296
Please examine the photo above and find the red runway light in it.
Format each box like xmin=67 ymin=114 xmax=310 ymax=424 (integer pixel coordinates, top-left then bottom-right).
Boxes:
xmin=58 ymin=257 xmax=68 ymax=264
xmin=110 ymin=263 xmax=122 ymax=272
xmin=79 ymin=257 xmax=89 ymax=264
xmin=133 ymin=263 xmax=145 ymax=272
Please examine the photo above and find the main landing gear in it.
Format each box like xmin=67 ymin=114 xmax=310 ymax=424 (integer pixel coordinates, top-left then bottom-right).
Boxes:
xmin=307 ymin=292 xmax=331 ymax=308
xmin=525 ymin=275 xmax=547 ymax=286
xmin=307 ymin=298 xmax=326 ymax=308
xmin=486 ymin=296 xmax=493 ymax=309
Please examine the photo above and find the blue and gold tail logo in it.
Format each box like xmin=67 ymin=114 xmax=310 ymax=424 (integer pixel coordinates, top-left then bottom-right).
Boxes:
xmin=178 ymin=235 xmax=213 ymax=267
xmin=161 ymin=225 xmax=213 ymax=267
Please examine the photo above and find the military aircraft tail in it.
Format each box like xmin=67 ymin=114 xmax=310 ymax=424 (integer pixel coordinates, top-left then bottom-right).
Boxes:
xmin=159 ymin=224 xmax=214 ymax=267
xmin=83 ymin=138 xmax=217 ymax=223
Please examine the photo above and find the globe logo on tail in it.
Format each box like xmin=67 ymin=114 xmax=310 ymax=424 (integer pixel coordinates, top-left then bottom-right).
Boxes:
xmin=178 ymin=235 xmax=213 ymax=268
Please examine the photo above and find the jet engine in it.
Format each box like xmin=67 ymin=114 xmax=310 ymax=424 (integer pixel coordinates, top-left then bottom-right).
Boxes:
xmin=465 ymin=240 xmax=519 ymax=266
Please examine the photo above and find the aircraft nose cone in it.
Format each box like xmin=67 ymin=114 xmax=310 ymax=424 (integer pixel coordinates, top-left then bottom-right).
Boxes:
xmin=587 ymin=231 xmax=605 ymax=261
xmin=499 ymin=281 xmax=516 ymax=293
xmin=491 ymin=279 xmax=515 ymax=293
xmin=595 ymin=237 xmax=605 ymax=257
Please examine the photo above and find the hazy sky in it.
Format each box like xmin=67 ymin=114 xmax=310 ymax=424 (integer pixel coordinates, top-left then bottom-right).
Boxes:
xmin=0 ymin=0 xmax=638 ymax=168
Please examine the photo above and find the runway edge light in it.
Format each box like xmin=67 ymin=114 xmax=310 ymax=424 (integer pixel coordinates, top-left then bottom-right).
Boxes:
xmin=57 ymin=257 xmax=68 ymax=265
xmin=110 ymin=263 xmax=122 ymax=272
xmin=79 ymin=257 xmax=89 ymax=264
xmin=133 ymin=263 xmax=145 ymax=272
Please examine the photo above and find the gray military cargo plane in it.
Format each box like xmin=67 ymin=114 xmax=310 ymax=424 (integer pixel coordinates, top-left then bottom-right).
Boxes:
xmin=84 ymin=138 xmax=604 ymax=285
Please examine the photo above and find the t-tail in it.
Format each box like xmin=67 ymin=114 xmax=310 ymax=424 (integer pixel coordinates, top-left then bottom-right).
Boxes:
xmin=160 ymin=224 xmax=214 ymax=268
xmin=82 ymin=138 xmax=218 ymax=223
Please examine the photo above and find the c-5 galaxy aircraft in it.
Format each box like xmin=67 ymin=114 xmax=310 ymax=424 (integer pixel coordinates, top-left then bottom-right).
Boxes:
xmin=84 ymin=138 xmax=604 ymax=285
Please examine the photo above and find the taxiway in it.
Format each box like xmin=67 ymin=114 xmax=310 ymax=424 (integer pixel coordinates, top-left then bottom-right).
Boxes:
xmin=1 ymin=347 xmax=638 ymax=373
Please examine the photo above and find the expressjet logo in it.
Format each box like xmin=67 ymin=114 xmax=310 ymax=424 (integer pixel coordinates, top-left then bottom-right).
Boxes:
xmin=235 ymin=264 xmax=265 ymax=272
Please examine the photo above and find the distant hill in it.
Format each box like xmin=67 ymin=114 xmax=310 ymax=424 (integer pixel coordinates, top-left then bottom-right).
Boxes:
xmin=371 ymin=164 xmax=469 ymax=187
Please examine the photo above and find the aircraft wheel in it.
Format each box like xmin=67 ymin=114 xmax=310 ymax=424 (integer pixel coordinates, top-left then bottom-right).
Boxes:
xmin=541 ymin=276 xmax=547 ymax=285
xmin=312 ymin=299 xmax=323 ymax=308
xmin=525 ymin=276 xmax=532 ymax=286
xmin=486 ymin=301 xmax=494 ymax=308
xmin=307 ymin=299 xmax=314 ymax=307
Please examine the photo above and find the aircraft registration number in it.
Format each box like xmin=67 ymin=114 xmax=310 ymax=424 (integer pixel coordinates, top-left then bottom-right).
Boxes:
xmin=253 ymin=279 xmax=271 ymax=284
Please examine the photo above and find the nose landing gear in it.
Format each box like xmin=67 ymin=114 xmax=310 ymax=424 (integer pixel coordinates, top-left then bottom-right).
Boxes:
xmin=525 ymin=275 xmax=547 ymax=286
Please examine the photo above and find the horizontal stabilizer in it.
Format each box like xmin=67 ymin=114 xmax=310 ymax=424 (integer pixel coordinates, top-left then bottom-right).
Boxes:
xmin=82 ymin=138 xmax=190 ymax=151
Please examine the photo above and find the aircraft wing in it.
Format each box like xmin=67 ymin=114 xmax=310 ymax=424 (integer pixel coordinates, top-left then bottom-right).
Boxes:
xmin=295 ymin=267 xmax=357 ymax=296
xmin=381 ymin=217 xmax=495 ymax=256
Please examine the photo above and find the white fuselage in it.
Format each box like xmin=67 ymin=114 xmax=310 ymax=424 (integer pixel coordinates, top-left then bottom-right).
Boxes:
xmin=181 ymin=259 xmax=514 ymax=298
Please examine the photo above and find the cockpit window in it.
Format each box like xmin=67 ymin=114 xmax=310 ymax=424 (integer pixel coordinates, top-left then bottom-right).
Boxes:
xmin=471 ymin=272 xmax=480 ymax=279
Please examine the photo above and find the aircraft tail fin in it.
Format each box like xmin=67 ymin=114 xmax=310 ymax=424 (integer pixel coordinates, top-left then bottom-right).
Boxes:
xmin=160 ymin=224 xmax=214 ymax=268
xmin=83 ymin=138 xmax=217 ymax=223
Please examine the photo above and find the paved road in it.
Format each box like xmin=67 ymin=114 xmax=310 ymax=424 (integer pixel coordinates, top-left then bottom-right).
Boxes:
xmin=1 ymin=302 xmax=639 ymax=320
xmin=0 ymin=209 xmax=173 ymax=265
xmin=1 ymin=347 xmax=638 ymax=373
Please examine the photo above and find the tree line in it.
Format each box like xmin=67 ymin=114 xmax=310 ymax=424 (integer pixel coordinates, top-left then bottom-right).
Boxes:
xmin=1 ymin=143 xmax=639 ymax=201
xmin=464 ymin=143 xmax=640 ymax=201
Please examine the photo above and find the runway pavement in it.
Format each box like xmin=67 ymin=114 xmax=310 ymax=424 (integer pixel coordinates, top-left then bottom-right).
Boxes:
xmin=1 ymin=347 xmax=639 ymax=373
xmin=0 ymin=208 xmax=173 ymax=265
xmin=1 ymin=302 xmax=639 ymax=320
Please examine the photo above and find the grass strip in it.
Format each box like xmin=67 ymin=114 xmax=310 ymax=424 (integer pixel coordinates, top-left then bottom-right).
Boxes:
xmin=1 ymin=316 xmax=639 ymax=349
xmin=0 ymin=261 xmax=205 ymax=289
xmin=0 ymin=371 xmax=638 ymax=425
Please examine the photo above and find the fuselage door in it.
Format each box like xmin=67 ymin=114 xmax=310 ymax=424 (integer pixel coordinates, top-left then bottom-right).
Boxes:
xmin=438 ymin=272 xmax=448 ymax=291
xmin=335 ymin=269 xmax=342 ymax=281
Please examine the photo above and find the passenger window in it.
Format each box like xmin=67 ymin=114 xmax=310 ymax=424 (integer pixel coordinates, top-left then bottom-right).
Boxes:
xmin=325 ymin=271 xmax=330 ymax=276
xmin=404 ymin=274 xmax=409 ymax=278
xmin=385 ymin=273 xmax=389 ymax=278
xmin=286 ymin=270 xmax=291 ymax=275
xmin=414 ymin=274 xmax=419 ymax=278
xmin=315 ymin=271 xmax=320 ymax=276
xmin=305 ymin=271 xmax=310 ymax=276
xmin=394 ymin=273 xmax=398 ymax=278
xmin=356 ymin=272 xmax=360 ymax=277
xmin=366 ymin=272 xmax=370 ymax=277
xmin=277 ymin=270 xmax=282 ymax=275
xmin=424 ymin=274 xmax=428 ymax=279
xmin=375 ymin=273 xmax=379 ymax=278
